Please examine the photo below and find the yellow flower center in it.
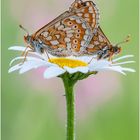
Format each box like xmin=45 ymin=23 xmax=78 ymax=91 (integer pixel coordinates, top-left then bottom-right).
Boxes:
xmin=49 ymin=58 xmax=88 ymax=68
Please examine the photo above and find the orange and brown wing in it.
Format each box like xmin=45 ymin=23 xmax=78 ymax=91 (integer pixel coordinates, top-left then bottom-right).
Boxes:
xmin=71 ymin=0 xmax=100 ymax=32
xmin=35 ymin=15 xmax=93 ymax=56
xmin=86 ymin=26 xmax=112 ymax=54
xmin=31 ymin=1 xmax=100 ymax=56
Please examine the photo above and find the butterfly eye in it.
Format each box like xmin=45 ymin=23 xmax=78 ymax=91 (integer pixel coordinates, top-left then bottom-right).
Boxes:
xmin=73 ymin=39 xmax=78 ymax=44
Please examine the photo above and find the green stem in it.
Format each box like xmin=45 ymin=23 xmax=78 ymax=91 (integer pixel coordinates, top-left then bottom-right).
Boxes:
xmin=62 ymin=73 xmax=76 ymax=140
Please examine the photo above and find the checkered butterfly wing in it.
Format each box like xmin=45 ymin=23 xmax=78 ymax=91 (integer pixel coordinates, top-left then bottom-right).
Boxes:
xmin=33 ymin=0 xmax=100 ymax=56
xmin=86 ymin=26 xmax=112 ymax=59
xmin=34 ymin=15 xmax=92 ymax=56
xmin=70 ymin=0 xmax=100 ymax=32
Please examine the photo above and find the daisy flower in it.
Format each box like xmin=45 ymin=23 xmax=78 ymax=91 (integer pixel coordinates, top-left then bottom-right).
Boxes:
xmin=8 ymin=46 xmax=135 ymax=79
xmin=8 ymin=45 xmax=135 ymax=140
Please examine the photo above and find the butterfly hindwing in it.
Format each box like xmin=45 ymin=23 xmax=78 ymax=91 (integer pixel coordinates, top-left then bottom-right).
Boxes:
xmin=86 ymin=26 xmax=112 ymax=59
xmin=70 ymin=0 xmax=100 ymax=33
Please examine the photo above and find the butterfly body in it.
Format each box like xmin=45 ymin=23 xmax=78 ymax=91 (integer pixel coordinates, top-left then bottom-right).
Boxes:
xmin=85 ymin=27 xmax=122 ymax=60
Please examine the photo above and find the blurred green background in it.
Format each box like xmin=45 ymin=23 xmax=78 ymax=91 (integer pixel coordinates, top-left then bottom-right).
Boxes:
xmin=2 ymin=0 xmax=139 ymax=140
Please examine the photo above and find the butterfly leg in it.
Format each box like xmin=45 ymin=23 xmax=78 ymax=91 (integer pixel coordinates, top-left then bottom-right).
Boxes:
xmin=108 ymin=53 xmax=114 ymax=63
xmin=21 ymin=45 xmax=32 ymax=56
xmin=88 ymin=54 xmax=100 ymax=64
xmin=88 ymin=57 xmax=94 ymax=64
xmin=22 ymin=49 xmax=34 ymax=64
xmin=44 ymin=49 xmax=51 ymax=61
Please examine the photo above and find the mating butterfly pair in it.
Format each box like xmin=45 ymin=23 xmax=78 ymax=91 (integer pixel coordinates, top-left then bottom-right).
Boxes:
xmin=21 ymin=0 xmax=130 ymax=61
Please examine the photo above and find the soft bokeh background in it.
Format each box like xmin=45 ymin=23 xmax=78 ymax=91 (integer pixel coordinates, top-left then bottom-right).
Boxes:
xmin=2 ymin=0 xmax=139 ymax=140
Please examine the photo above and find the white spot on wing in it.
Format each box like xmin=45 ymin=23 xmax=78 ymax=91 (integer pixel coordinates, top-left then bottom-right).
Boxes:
xmin=58 ymin=25 xmax=64 ymax=30
xmin=77 ymin=13 xmax=83 ymax=17
xmin=63 ymin=27 xmax=71 ymax=31
xmin=85 ymin=29 xmax=90 ymax=34
xmin=85 ymin=18 xmax=90 ymax=22
xmin=38 ymin=39 xmax=42 ymax=43
xmin=99 ymin=35 xmax=103 ymax=42
xmin=64 ymin=38 xmax=71 ymax=42
xmin=76 ymin=19 xmax=82 ymax=24
xmin=86 ymin=2 xmax=90 ymax=6
xmin=89 ymin=7 xmax=94 ymax=13
xmin=66 ymin=43 xmax=71 ymax=50
xmin=80 ymin=46 xmax=86 ymax=52
xmin=88 ymin=44 xmax=95 ymax=48
xmin=55 ymin=22 xmax=60 ymax=28
xmin=82 ymin=23 xmax=87 ymax=29
xmin=84 ymin=13 xmax=90 ymax=17
xmin=50 ymin=40 xmax=59 ymax=45
xmin=81 ymin=40 xmax=85 ymax=46
xmin=69 ymin=17 xmax=75 ymax=20
xmin=81 ymin=9 xmax=85 ymax=12
xmin=55 ymin=35 xmax=60 ymax=39
xmin=46 ymin=36 xmax=52 ymax=41
xmin=84 ymin=35 xmax=89 ymax=40
xmin=67 ymin=33 xmax=73 ymax=38
xmin=41 ymin=32 xmax=49 ymax=37
xmin=94 ymin=41 xmax=99 ymax=45
xmin=92 ymin=13 xmax=96 ymax=18
xmin=66 ymin=30 xmax=75 ymax=34
xmin=92 ymin=23 xmax=95 ymax=27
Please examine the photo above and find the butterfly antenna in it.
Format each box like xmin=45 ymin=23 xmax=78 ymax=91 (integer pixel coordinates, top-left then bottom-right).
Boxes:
xmin=19 ymin=25 xmax=29 ymax=35
xmin=116 ymin=34 xmax=131 ymax=46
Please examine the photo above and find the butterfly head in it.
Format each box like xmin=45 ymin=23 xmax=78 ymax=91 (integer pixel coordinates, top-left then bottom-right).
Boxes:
xmin=19 ymin=25 xmax=35 ymax=49
xmin=24 ymin=35 xmax=32 ymax=44
xmin=112 ymin=35 xmax=131 ymax=55
xmin=111 ymin=45 xmax=121 ymax=55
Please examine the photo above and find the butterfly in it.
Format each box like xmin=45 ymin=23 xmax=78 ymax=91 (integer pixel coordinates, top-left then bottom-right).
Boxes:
xmin=20 ymin=0 xmax=99 ymax=58
xmin=20 ymin=0 xmax=129 ymax=61
xmin=86 ymin=27 xmax=130 ymax=60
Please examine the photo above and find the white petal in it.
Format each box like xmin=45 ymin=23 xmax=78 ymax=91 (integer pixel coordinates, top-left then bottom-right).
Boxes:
xmin=8 ymin=46 xmax=46 ymax=59
xmin=112 ymin=61 xmax=135 ymax=66
xmin=8 ymin=63 xmax=22 ymax=73
xmin=64 ymin=66 xmax=89 ymax=74
xmin=29 ymin=52 xmax=44 ymax=58
xmin=44 ymin=66 xmax=66 ymax=79
xmin=19 ymin=60 xmax=47 ymax=74
xmin=89 ymin=60 xmax=110 ymax=71
xmin=10 ymin=56 xmax=45 ymax=66
xmin=9 ymin=56 xmax=25 ymax=66
xmin=113 ymin=55 xmax=134 ymax=62
xmin=100 ymin=66 xmax=126 ymax=75
xmin=8 ymin=46 xmax=31 ymax=51
xmin=78 ymin=67 xmax=89 ymax=73
xmin=121 ymin=67 xmax=136 ymax=73
xmin=76 ymin=56 xmax=95 ymax=63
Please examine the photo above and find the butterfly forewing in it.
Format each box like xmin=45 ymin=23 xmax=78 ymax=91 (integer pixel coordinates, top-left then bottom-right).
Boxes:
xmin=36 ymin=15 xmax=93 ymax=56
